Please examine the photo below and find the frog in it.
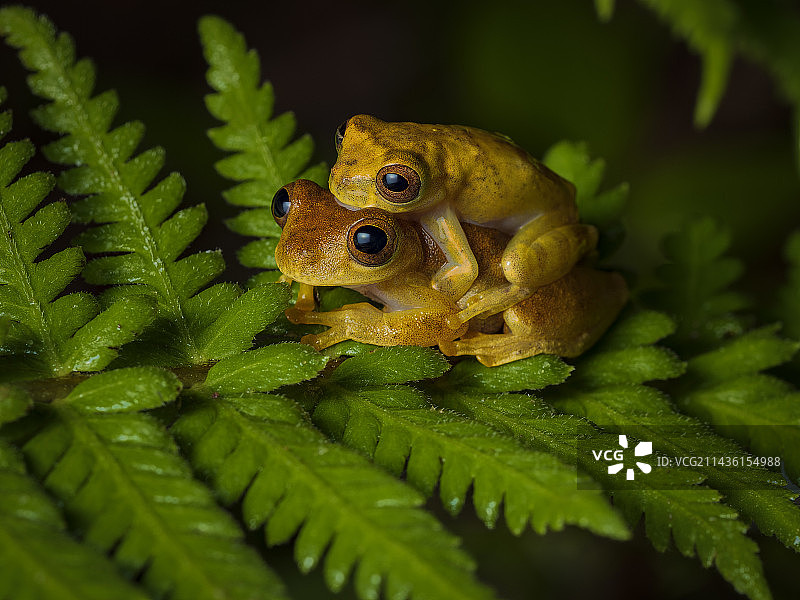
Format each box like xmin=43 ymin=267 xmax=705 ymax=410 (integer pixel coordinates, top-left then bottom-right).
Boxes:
xmin=329 ymin=114 xmax=599 ymax=328
xmin=272 ymin=179 xmax=627 ymax=366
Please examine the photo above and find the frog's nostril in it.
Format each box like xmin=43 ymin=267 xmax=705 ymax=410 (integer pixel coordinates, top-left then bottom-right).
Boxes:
xmin=271 ymin=187 xmax=292 ymax=226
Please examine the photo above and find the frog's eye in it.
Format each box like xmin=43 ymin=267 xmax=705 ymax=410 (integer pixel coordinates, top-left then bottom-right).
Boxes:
xmin=347 ymin=217 xmax=397 ymax=266
xmin=335 ymin=119 xmax=348 ymax=153
xmin=376 ymin=164 xmax=421 ymax=203
xmin=272 ymin=187 xmax=292 ymax=228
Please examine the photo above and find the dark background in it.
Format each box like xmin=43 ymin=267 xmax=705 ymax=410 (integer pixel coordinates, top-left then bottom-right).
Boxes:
xmin=1 ymin=1 xmax=798 ymax=598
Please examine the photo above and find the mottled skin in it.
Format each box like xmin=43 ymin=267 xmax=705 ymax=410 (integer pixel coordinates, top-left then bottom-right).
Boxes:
xmin=330 ymin=115 xmax=599 ymax=326
xmin=274 ymin=180 xmax=627 ymax=366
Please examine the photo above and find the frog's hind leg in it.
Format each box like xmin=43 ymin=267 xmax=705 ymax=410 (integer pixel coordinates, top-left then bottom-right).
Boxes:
xmin=438 ymin=326 xmax=553 ymax=367
xmin=448 ymin=219 xmax=598 ymax=328
xmin=442 ymin=268 xmax=629 ymax=366
xmin=440 ymin=304 xmax=574 ymax=367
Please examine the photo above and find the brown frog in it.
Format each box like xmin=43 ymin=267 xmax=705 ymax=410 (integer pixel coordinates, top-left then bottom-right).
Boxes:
xmin=272 ymin=180 xmax=627 ymax=366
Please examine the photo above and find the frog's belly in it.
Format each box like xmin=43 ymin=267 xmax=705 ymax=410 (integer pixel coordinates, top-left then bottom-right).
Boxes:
xmin=349 ymin=285 xmax=423 ymax=311
xmin=466 ymin=212 xmax=542 ymax=234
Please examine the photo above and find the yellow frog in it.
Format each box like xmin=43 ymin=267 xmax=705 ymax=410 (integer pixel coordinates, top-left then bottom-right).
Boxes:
xmin=273 ymin=180 xmax=627 ymax=366
xmin=329 ymin=115 xmax=599 ymax=327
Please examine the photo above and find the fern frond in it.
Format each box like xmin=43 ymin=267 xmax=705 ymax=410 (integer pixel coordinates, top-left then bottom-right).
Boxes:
xmin=543 ymin=140 xmax=628 ymax=258
xmin=428 ymin=309 xmax=771 ymax=600
xmin=310 ymin=346 xmax=629 ymax=540
xmin=647 ymin=218 xmax=800 ymax=482
xmin=18 ymin=367 xmax=287 ymax=600
xmin=549 ymin=309 xmax=795 ymax=599
xmin=0 ymin=7 xmax=289 ymax=367
xmin=0 ymin=86 xmax=155 ymax=378
xmin=174 ymin=347 xmax=496 ymax=600
xmin=676 ymin=325 xmax=800 ymax=481
xmin=1 ymin=385 xmax=150 ymax=600
xmin=199 ymin=15 xmax=327 ymax=280
xmin=643 ymin=216 xmax=749 ymax=352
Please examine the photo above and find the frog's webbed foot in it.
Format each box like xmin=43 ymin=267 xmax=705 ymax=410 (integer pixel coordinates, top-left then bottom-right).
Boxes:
xmin=439 ymin=330 xmax=549 ymax=367
xmin=300 ymin=328 xmax=349 ymax=351
xmin=288 ymin=302 xmax=384 ymax=350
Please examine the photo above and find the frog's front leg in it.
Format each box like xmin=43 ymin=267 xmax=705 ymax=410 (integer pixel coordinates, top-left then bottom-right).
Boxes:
xmin=420 ymin=203 xmax=479 ymax=300
xmin=277 ymin=275 xmax=317 ymax=312
xmin=449 ymin=217 xmax=598 ymax=327
xmin=288 ymin=302 xmax=468 ymax=351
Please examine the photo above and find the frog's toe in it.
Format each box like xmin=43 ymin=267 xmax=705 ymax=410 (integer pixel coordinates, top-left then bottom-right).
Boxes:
xmin=286 ymin=307 xmax=316 ymax=324
xmin=438 ymin=339 xmax=457 ymax=356
xmin=300 ymin=328 xmax=345 ymax=351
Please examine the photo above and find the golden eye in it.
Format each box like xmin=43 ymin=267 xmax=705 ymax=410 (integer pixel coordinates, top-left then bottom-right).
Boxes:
xmin=376 ymin=164 xmax=421 ymax=203
xmin=335 ymin=119 xmax=348 ymax=153
xmin=347 ymin=217 xmax=397 ymax=266
xmin=271 ymin=187 xmax=291 ymax=228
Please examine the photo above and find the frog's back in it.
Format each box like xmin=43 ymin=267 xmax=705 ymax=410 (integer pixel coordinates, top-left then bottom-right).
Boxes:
xmin=439 ymin=124 xmax=578 ymax=227
xmin=365 ymin=117 xmax=578 ymax=228
xmin=335 ymin=115 xmax=579 ymax=231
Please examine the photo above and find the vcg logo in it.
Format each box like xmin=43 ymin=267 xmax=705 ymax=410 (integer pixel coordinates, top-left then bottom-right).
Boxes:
xmin=592 ymin=435 xmax=653 ymax=480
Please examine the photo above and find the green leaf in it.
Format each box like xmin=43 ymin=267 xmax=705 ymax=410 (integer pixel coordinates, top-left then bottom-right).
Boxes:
xmin=0 ymin=441 xmax=151 ymax=600
xmin=674 ymin=325 xmax=800 ymax=481
xmin=687 ymin=325 xmax=799 ymax=383
xmin=195 ymin=283 xmax=291 ymax=359
xmin=444 ymin=353 xmax=573 ymax=393
xmin=639 ymin=0 xmax=800 ymax=170
xmin=60 ymin=295 xmax=158 ymax=372
xmin=546 ymin=310 xmax=795 ymax=598
xmin=638 ymin=0 xmax=737 ymax=127
xmin=58 ymin=367 xmax=181 ymax=413
xmin=173 ymin=390 xmax=497 ymax=600
xmin=328 ymin=346 xmax=451 ymax=386
xmin=0 ymin=7 xmax=280 ymax=368
xmin=199 ymin=15 xmax=328 ymax=274
xmin=0 ymin=385 xmax=30 ymax=426
xmin=645 ymin=217 xmax=800 ymax=495
xmin=238 ymin=237 xmax=278 ymax=269
xmin=316 ymin=376 xmax=629 ymax=540
xmin=594 ymin=0 xmax=615 ymax=22
xmin=644 ymin=217 xmax=749 ymax=351
xmin=21 ymin=388 xmax=286 ymax=600
xmin=205 ymin=343 xmax=329 ymax=394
